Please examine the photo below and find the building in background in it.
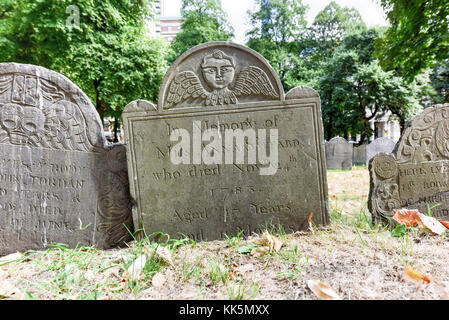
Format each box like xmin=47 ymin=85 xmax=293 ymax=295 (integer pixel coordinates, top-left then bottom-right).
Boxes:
xmin=146 ymin=0 xmax=183 ymax=42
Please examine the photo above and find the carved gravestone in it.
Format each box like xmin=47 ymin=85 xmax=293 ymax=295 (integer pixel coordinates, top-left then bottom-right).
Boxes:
xmin=123 ymin=42 xmax=329 ymax=241
xmin=0 ymin=63 xmax=132 ymax=255
xmin=369 ymin=103 xmax=449 ymax=224
xmin=366 ymin=137 xmax=395 ymax=167
xmin=353 ymin=144 xmax=367 ymax=166
xmin=325 ymin=137 xmax=353 ymax=170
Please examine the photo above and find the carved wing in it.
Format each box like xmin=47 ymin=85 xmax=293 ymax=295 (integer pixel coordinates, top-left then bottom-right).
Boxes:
xmin=166 ymin=71 xmax=208 ymax=108
xmin=40 ymin=78 xmax=65 ymax=102
xmin=233 ymin=66 xmax=279 ymax=99
xmin=0 ymin=75 xmax=12 ymax=95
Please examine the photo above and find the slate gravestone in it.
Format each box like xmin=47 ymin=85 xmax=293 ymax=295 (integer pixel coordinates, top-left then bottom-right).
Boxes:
xmin=325 ymin=137 xmax=353 ymax=170
xmin=123 ymin=42 xmax=329 ymax=241
xmin=369 ymin=103 xmax=449 ymax=224
xmin=353 ymin=144 xmax=367 ymax=166
xmin=366 ymin=137 xmax=395 ymax=167
xmin=0 ymin=63 xmax=133 ymax=255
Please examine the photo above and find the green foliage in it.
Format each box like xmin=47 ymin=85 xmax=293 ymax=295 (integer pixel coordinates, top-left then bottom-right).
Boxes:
xmin=246 ymin=0 xmax=309 ymax=91
xmin=391 ymin=224 xmax=408 ymax=238
xmin=430 ymin=59 xmax=449 ymax=103
xmin=318 ymin=28 xmax=428 ymax=140
xmin=237 ymin=244 xmax=259 ymax=254
xmin=169 ymin=0 xmax=234 ymax=63
xmin=0 ymin=0 xmax=169 ymax=120
xmin=308 ymin=1 xmax=366 ymax=65
xmin=376 ymin=0 xmax=449 ymax=81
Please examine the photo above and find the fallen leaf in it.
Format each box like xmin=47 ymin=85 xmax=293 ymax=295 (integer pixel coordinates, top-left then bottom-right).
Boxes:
xmin=392 ymin=209 xmax=422 ymax=227
xmin=307 ymin=279 xmax=341 ymax=300
xmin=439 ymin=220 xmax=449 ymax=229
xmin=403 ymin=264 xmax=431 ymax=284
xmin=152 ymin=272 xmax=166 ymax=288
xmin=126 ymin=255 xmax=146 ymax=282
xmin=419 ymin=213 xmax=447 ymax=235
xmin=155 ymin=246 xmax=175 ymax=268
xmin=393 ymin=209 xmax=447 ymax=235
xmin=250 ymin=246 xmax=269 ymax=257
xmin=308 ymin=212 xmax=314 ymax=233
xmin=262 ymin=231 xmax=283 ymax=253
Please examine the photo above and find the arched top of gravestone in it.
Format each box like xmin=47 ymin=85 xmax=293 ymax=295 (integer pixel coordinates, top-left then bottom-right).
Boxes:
xmin=369 ymin=137 xmax=395 ymax=147
xmin=329 ymin=136 xmax=350 ymax=144
xmin=157 ymin=41 xmax=285 ymax=110
xmin=394 ymin=103 xmax=449 ymax=163
xmin=0 ymin=63 xmax=105 ymax=151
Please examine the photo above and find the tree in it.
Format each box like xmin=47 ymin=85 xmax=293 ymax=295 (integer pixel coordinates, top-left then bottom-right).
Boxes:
xmin=430 ymin=59 xmax=449 ymax=104
xmin=376 ymin=0 xmax=449 ymax=81
xmin=169 ymin=0 xmax=234 ymax=62
xmin=319 ymin=28 xmax=428 ymax=141
xmin=308 ymin=1 xmax=365 ymax=64
xmin=246 ymin=0 xmax=309 ymax=91
xmin=0 ymin=0 xmax=169 ymax=129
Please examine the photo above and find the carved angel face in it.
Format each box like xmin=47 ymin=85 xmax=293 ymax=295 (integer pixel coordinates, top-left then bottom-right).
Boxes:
xmin=201 ymin=51 xmax=235 ymax=90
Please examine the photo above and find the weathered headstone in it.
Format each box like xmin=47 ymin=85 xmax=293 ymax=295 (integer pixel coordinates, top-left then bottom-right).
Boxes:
xmin=123 ymin=42 xmax=329 ymax=241
xmin=0 ymin=63 xmax=133 ymax=255
xmin=353 ymin=144 xmax=367 ymax=166
xmin=366 ymin=137 xmax=395 ymax=167
xmin=325 ymin=137 xmax=353 ymax=170
xmin=369 ymin=103 xmax=449 ymax=224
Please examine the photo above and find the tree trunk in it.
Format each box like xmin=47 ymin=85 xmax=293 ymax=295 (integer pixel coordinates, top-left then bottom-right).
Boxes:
xmin=326 ymin=114 xmax=333 ymax=140
xmin=93 ymin=79 xmax=106 ymax=123
xmin=113 ymin=117 xmax=119 ymax=143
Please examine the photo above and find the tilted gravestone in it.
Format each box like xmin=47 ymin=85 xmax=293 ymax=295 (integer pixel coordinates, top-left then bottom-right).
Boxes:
xmin=123 ymin=42 xmax=329 ymax=241
xmin=0 ymin=63 xmax=133 ymax=255
xmin=366 ymin=137 xmax=395 ymax=167
xmin=369 ymin=103 xmax=449 ymax=224
xmin=353 ymin=144 xmax=367 ymax=166
xmin=325 ymin=137 xmax=353 ymax=170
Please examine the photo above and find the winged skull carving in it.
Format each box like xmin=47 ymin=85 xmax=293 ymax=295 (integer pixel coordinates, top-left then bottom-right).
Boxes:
xmin=165 ymin=50 xmax=279 ymax=108
xmin=0 ymin=74 xmax=95 ymax=151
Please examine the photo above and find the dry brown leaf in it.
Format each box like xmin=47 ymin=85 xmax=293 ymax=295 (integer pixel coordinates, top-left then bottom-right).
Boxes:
xmin=126 ymin=255 xmax=146 ymax=282
xmin=262 ymin=231 xmax=283 ymax=253
xmin=418 ymin=213 xmax=447 ymax=235
xmin=308 ymin=212 xmax=314 ymax=233
xmin=392 ymin=209 xmax=422 ymax=227
xmin=307 ymin=279 xmax=341 ymax=300
xmin=403 ymin=264 xmax=431 ymax=284
xmin=155 ymin=246 xmax=175 ymax=268
xmin=439 ymin=220 xmax=449 ymax=229
xmin=152 ymin=272 xmax=166 ymax=288
xmin=393 ymin=209 xmax=447 ymax=235
xmin=251 ymin=246 xmax=269 ymax=257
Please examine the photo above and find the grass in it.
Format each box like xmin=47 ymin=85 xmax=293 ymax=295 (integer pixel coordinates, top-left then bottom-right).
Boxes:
xmin=2 ymin=166 xmax=449 ymax=300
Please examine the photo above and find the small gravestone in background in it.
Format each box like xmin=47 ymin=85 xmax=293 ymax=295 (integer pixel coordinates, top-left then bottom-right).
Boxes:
xmin=0 ymin=63 xmax=133 ymax=255
xmin=366 ymin=137 xmax=395 ymax=167
xmin=353 ymin=144 xmax=367 ymax=166
xmin=325 ymin=137 xmax=353 ymax=170
xmin=369 ymin=103 xmax=449 ymax=224
xmin=123 ymin=42 xmax=329 ymax=241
